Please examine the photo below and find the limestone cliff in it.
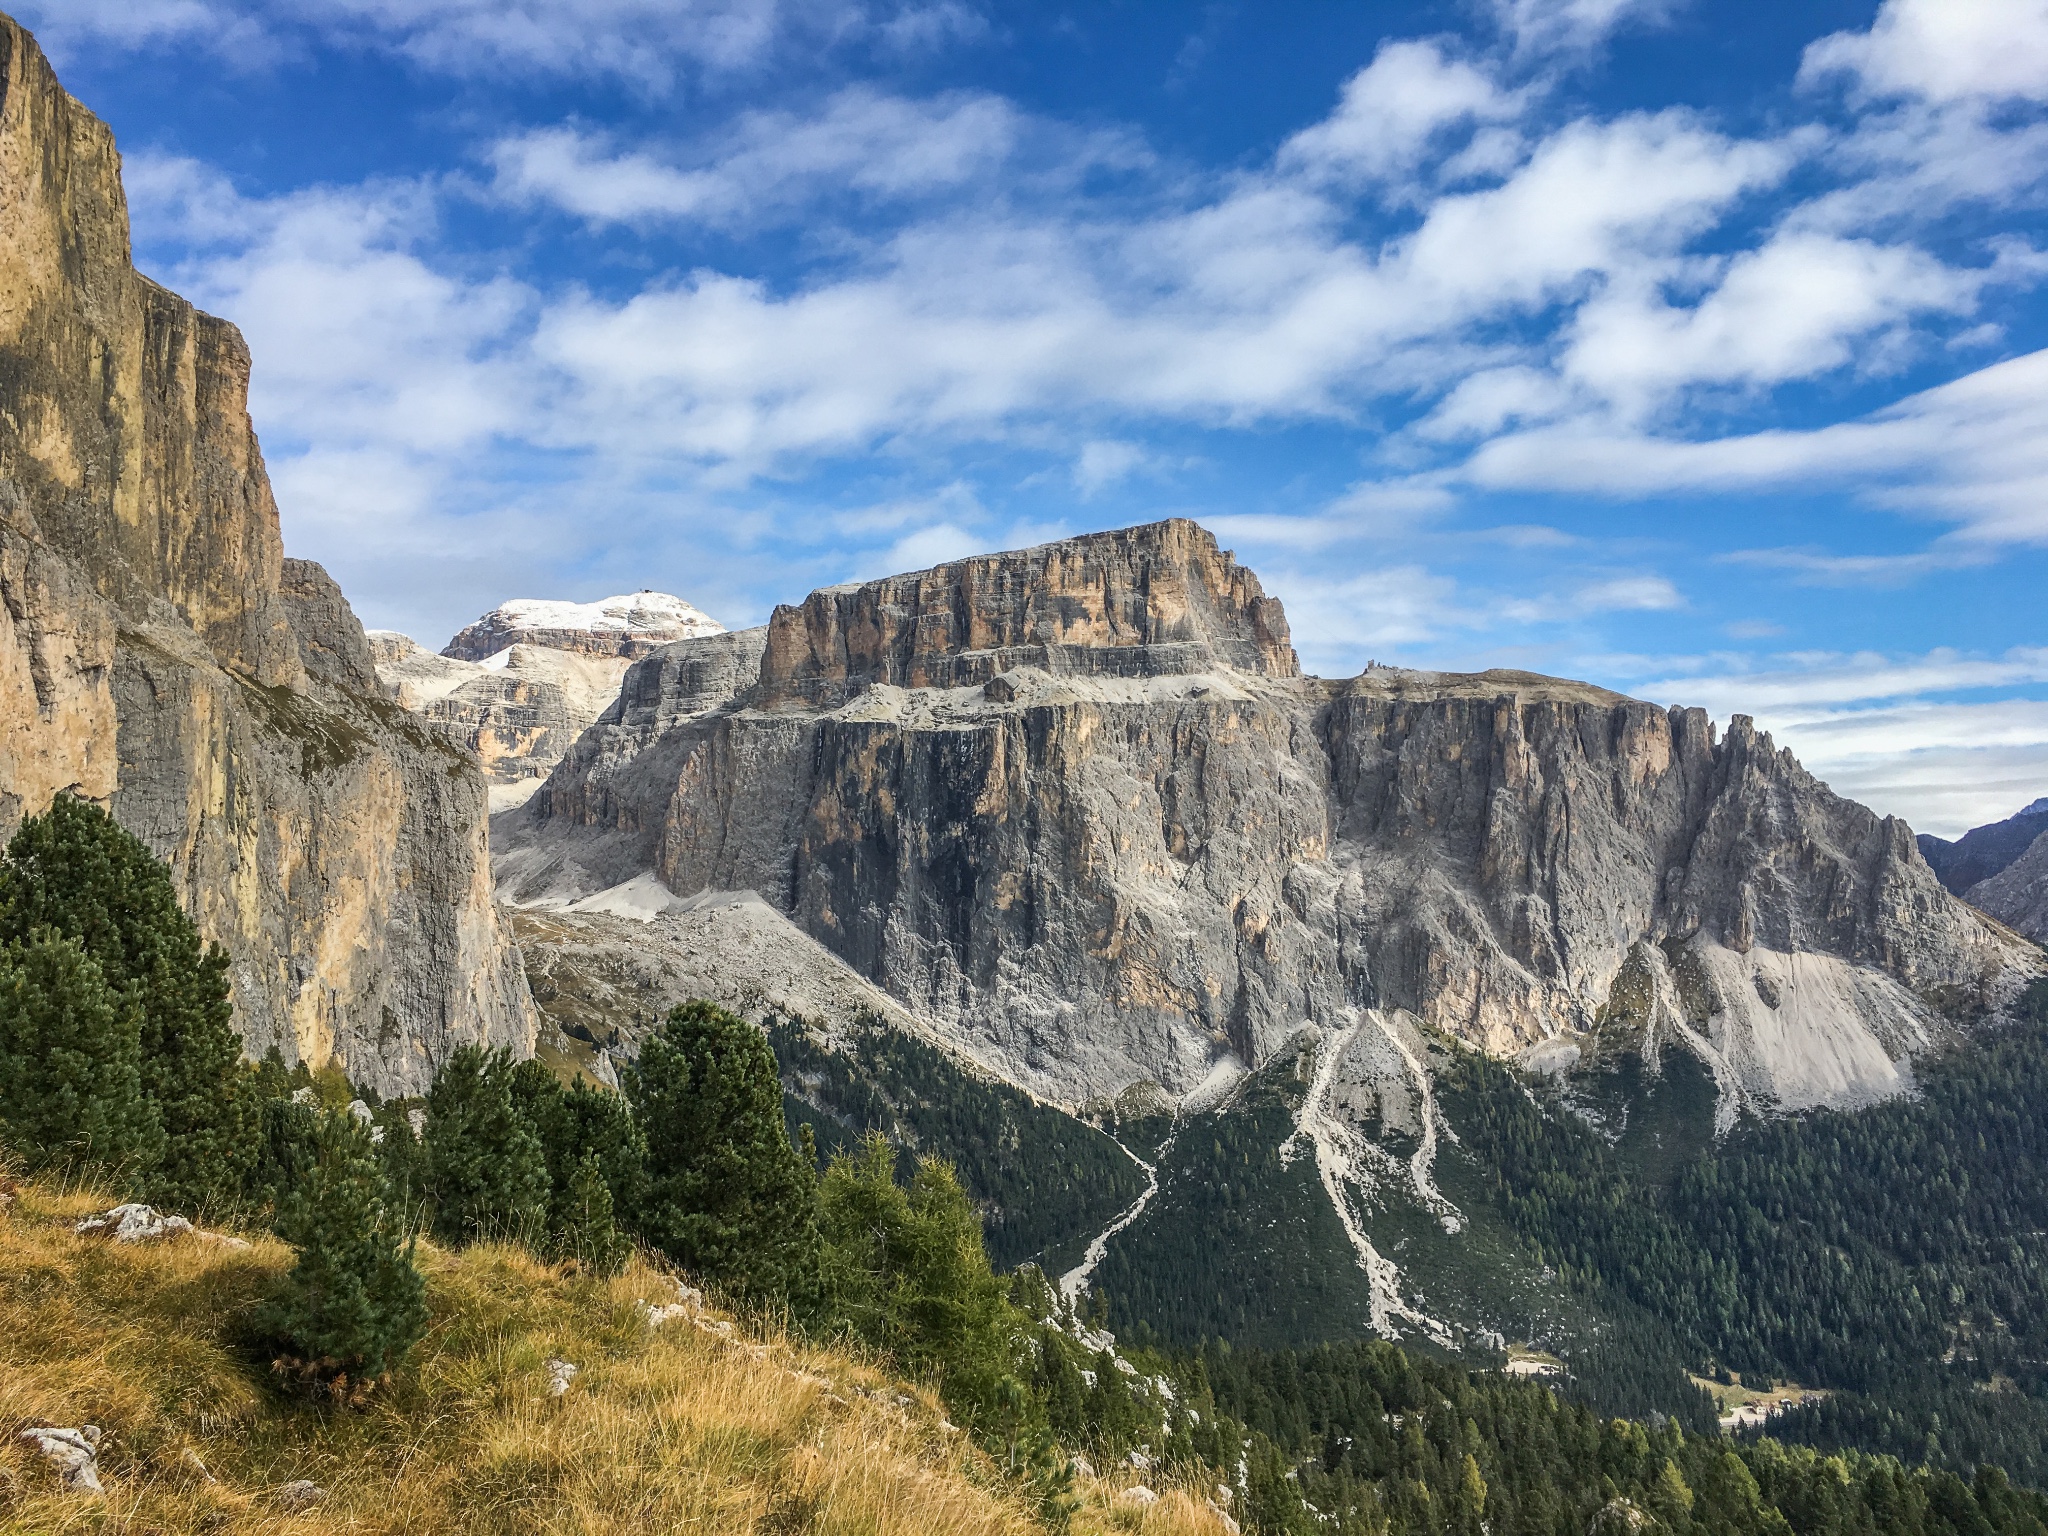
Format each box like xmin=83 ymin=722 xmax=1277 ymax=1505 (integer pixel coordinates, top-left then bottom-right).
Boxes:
xmin=0 ymin=14 xmax=534 ymax=1091
xmin=371 ymin=631 xmax=636 ymax=808
xmin=498 ymin=519 xmax=2036 ymax=1113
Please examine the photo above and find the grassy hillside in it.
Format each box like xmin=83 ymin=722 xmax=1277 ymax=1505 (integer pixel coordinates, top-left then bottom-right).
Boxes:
xmin=0 ymin=1176 xmax=1229 ymax=1536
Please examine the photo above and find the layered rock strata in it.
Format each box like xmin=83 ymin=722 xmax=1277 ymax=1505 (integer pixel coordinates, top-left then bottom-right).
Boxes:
xmin=370 ymin=631 xmax=639 ymax=806
xmin=0 ymin=15 xmax=534 ymax=1091
xmin=499 ymin=520 xmax=2036 ymax=1111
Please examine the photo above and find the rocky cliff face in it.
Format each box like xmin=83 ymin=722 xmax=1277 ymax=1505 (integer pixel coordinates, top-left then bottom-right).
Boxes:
xmin=498 ymin=519 xmax=2035 ymax=1114
xmin=1967 ymin=830 xmax=2048 ymax=944
xmin=371 ymin=630 xmax=637 ymax=808
xmin=0 ymin=15 xmax=534 ymax=1091
xmin=1918 ymin=799 xmax=2048 ymax=895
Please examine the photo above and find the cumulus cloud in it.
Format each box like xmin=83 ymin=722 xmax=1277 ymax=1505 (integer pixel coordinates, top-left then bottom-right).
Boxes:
xmin=1279 ymin=40 xmax=1522 ymax=188
xmin=1490 ymin=0 xmax=1670 ymax=57
xmin=1801 ymin=0 xmax=2048 ymax=105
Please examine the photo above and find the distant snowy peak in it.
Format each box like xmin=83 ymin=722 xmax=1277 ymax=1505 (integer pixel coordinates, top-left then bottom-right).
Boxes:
xmin=2025 ymin=797 xmax=2048 ymax=817
xmin=442 ymin=591 xmax=725 ymax=662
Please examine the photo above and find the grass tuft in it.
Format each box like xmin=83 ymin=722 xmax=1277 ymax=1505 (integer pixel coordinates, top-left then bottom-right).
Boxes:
xmin=0 ymin=1176 xmax=1230 ymax=1535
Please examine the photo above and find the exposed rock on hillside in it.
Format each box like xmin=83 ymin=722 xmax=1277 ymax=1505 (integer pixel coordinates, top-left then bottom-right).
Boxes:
xmin=370 ymin=631 xmax=639 ymax=808
xmin=442 ymin=592 xmax=723 ymax=663
xmin=509 ymin=879 xmax=943 ymax=1082
xmin=0 ymin=14 xmax=533 ymax=1091
xmin=1918 ymin=798 xmax=2048 ymax=895
xmin=499 ymin=519 xmax=2035 ymax=1114
xmin=1967 ymin=828 xmax=2048 ymax=944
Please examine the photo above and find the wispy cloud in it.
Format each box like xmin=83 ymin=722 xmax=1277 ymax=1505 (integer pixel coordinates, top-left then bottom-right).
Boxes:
xmin=19 ymin=0 xmax=984 ymax=84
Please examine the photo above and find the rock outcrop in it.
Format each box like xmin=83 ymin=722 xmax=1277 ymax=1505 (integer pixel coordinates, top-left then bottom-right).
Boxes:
xmin=1918 ymin=798 xmax=2048 ymax=895
xmin=498 ymin=520 xmax=2036 ymax=1112
xmin=442 ymin=591 xmax=723 ymax=663
xmin=370 ymin=630 xmax=639 ymax=807
xmin=1967 ymin=828 xmax=2048 ymax=944
xmin=0 ymin=14 xmax=534 ymax=1092
xmin=373 ymin=592 xmax=728 ymax=804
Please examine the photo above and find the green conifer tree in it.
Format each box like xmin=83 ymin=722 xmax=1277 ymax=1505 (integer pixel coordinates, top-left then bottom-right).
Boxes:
xmin=562 ymin=1077 xmax=649 ymax=1227
xmin=557 ymin=1151 xmax=632 ymax=1276
xmin=0 ymin=928 xmax=164 ymax=1174
xmin=626 ymin=1000 xmax=819 ymax=1304
xmin=815 ymin=1132 xmax=1024 ymax=1431
xmin=0 ymin=794 xmax=244 ymax=1209
xmin=421 ymin=1044 xmax=550 ymax=1245
xmin=259 ymin=1105 xmax=428 ymax=1397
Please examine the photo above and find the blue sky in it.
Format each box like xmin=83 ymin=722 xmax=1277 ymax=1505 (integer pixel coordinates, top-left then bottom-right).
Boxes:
xmin=22 ymin=0 xmax=2048 ymax=835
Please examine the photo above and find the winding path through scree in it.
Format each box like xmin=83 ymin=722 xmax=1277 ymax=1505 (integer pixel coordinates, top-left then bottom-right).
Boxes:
xmin=1294 ymin=1010 xmax=1452 ymax=1344
xmin=1059 ymin=1128 xmax=1170 ymax=1303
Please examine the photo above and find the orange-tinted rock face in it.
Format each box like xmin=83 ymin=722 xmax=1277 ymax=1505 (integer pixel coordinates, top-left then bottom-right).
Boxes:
xmin=0 ymin=17 xmax=534 ymax=1091
xmin=757 ymin=520 xmax=1298 ymax=706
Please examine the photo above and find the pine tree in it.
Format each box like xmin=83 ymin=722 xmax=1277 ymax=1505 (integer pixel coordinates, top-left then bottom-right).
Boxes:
xmin=557 ymin=1152 xmax=631 ymax=1276
xmin=421 ymin=1044 xmax=550 ymax=1246
xmin=626 ymin=1000 xmax=818 ymax=1305
xmin=562 ymin=1077 xmax=649 ymax=1228
xmin=0 ymin=928 xmax=164 ymax=1175
xmin=815 ymin=1133 xmax=1023 ymax=1431
xmin=0 ymin=794 xmax=244 ymax=1209
xmin=259 ymin=1104 xmax=427 ymax=1398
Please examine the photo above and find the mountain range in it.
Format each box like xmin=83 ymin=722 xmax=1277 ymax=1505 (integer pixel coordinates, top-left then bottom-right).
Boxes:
xmin=6 ymin=2 xmax=2048 ymax=1497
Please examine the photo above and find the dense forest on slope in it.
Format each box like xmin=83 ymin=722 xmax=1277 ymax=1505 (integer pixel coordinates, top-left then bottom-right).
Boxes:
xmin=1441 ymin=978 xmax=2048 ymax=1482
xmin=1085 ymin=1072 xmax=1385 ymax=1349
xmin=1197 ymin=1334 xmax=2048 ymax=1536
xmin=767 ymin=1012 xmax=1147 ymax=1269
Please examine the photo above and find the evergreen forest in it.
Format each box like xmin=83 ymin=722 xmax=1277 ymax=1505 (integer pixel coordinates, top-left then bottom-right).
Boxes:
xmin=7 ymin=792 xmax=2048 ymax=1536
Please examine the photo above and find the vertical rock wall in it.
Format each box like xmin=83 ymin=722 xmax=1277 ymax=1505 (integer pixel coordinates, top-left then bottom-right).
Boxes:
xmin=0 ymin=15 xmax=534 ymax=1092
xmin=501 ymin=525 xmax=2032 ymax=1110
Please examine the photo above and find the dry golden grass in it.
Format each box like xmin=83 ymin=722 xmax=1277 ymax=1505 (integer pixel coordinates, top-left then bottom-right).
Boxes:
xmin=0 ymin=1178 xmax=1233 ymax=1536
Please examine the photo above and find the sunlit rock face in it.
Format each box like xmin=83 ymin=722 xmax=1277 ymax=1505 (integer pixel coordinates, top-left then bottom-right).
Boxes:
xmin=0 ymin=15 xmax=534 ymax=1092
xmin=500 ymin=518 xmax=2036 ymax=1111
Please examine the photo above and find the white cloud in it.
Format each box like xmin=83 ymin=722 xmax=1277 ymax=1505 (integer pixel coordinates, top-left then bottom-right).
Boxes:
xmin=1072 ymin=440 xmax=1149 ymax=497
xmin=1718 ymin=544 xmax=1995 ymax=587
xmin=1576 ymin=574 xmax=1683 ymax=611
xmin=1491 ymin=0 xmax=1669 ymax=56
xmin=18 ymin=0 xmax=983 ymax=85
xmin=488 ymin=89 xmax=1021 ymax=227
xmin=1634 ymin=647 xmax=2048 ymax=714
xmin=1561 ymin=231 xmax=1975 ymax=419
xmin=1279 ymin=40 xmax=1522 ymax=188
xmin=1266 ymin=565 xmax=1467 ymax=673
xmin=1460 ymin=347 xmax=2048 ymax=544
xmin=1802 ymin=0 xmax=2048 ymax=105
xmin=1499 ymin=572 xmax=1682 ymax=622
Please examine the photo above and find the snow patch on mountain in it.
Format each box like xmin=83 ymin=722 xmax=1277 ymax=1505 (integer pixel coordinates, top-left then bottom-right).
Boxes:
xmin=482 ymin=592 xmax=724 ymax=640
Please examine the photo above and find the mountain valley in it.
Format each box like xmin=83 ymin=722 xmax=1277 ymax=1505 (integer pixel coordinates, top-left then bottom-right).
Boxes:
xmin=8 ymin=5 xmax=2048 ymax=1524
